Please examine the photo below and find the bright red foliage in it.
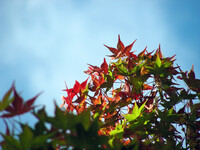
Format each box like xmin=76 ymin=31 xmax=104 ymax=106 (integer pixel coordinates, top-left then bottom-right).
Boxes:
xmin=61 ymin=78 xmax=89 ymax=113
xmin=60 ymin=35 xmax=200 ymax=149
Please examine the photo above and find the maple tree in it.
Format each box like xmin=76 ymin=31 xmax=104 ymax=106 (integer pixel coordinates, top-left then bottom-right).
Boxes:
xmin=0 ymin=35 xmax=200 ymax=150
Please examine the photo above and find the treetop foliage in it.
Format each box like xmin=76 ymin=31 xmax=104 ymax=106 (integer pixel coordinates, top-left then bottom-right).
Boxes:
xmin=0 ymin=35 xmax=200 ymax=150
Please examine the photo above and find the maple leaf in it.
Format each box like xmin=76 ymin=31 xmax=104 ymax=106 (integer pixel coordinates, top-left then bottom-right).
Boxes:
xmin=85 ymin=64 xmax=101 ymax=76
xmin=89 ymin=74 xmax=105 ymax=91
xmin=101 ymin=58 xmax=108 ymax=74
xmin=61 ymin=78 xmax=89 ymax=109
xmin=157 ymin=44 xmax=163 ymax=59
xmin=0 ymin=83 xmax=14 ymax=111
xmin=73 ymin=80 xmax=81 ymax=93
xmin=129 ymin=52 xmax=138 ymax=60
xmin=105 ymin=35 xmax=136 ymax=59
xmin=1 ymin=85 xmax=41 ymax=118
xmin=138 ymin=47 xmax=147 ymax=58
xmin=71 ymin=78 xmax=89 ymax=95
xmin=188 ymin=65 xmax=195 ymax=80
xmin=180 ymin=66 xmax=200 ymax=93
xmin=104 ymin=45 xmax=118 ymax=57
xmin=80 ymin=78 xmax=89 ymax=92
xmin=61 ymin=82 xmax=75 ymax=110
xmin=117 ymin=34 xmax=125 ymax=52
xmin=123 ymin=40 xmax=136 ymax=56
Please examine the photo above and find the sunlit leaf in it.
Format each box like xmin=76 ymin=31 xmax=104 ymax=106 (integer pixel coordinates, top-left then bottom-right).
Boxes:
xmin=124 ymin=102 xmax=139 ymax=122
xmin=155 ymin=53 xmax=162 ymax=68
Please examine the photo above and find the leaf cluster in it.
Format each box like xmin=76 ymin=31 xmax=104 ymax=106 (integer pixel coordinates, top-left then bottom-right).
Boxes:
xmin=0 ymin=36 xmax=199 ymax=149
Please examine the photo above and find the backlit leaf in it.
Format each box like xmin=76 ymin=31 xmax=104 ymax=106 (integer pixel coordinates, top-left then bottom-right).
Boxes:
xmin=101 ymin=58 xmax=108 ymax=74
xmin=0 ymin=83 xmax=14 ymax=111
xmin=117 ymin=35 xmax=125 ymax=52
xmin=124 ymin=102 xmax=139 ymax=122
xmin=104 ymin=45 xmax=118 ymax=55
xmin=155 ymin=53 xmax=162 ymax=68
xmin=123 ymin=40 xmax=136 ymax=55
xmin=1 ymin=86 xmax=41 ymax=118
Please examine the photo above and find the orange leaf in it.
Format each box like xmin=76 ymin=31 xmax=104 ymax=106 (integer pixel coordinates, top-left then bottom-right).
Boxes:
xmin=143 ymin=84 xmax=152 ymax=90
xmin=116 ymin=75 xmax=124 ymax=80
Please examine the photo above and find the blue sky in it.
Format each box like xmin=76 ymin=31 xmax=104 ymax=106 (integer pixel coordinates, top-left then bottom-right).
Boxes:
xmin=0 ymin=0 xmax=200 ymax=126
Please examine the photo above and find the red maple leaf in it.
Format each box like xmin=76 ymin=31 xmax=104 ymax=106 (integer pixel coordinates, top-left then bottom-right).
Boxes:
xmin=80 ymin=78 xmax=89 ymax=92
xmin=61 ymin=78 xmax=89 ymax=109
xmin=117 ymin=34 xmax=125 ymax=52
xmin=123 ymin=40 xmax=136 ymax=56
xmin=1 ymin=85 xmax=41 ymax=118
xmin=84 ymin=64 xmax=101 ymax=76
xmin=61 ymin=82 xmax=75 ymax=111
xmin=104 ymin=35 xmax=136 ymax=59
xmin=101 ymin=58 xmax=108 ymax=74
xmin=70 ymin=78 xmax=89 ymax=95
